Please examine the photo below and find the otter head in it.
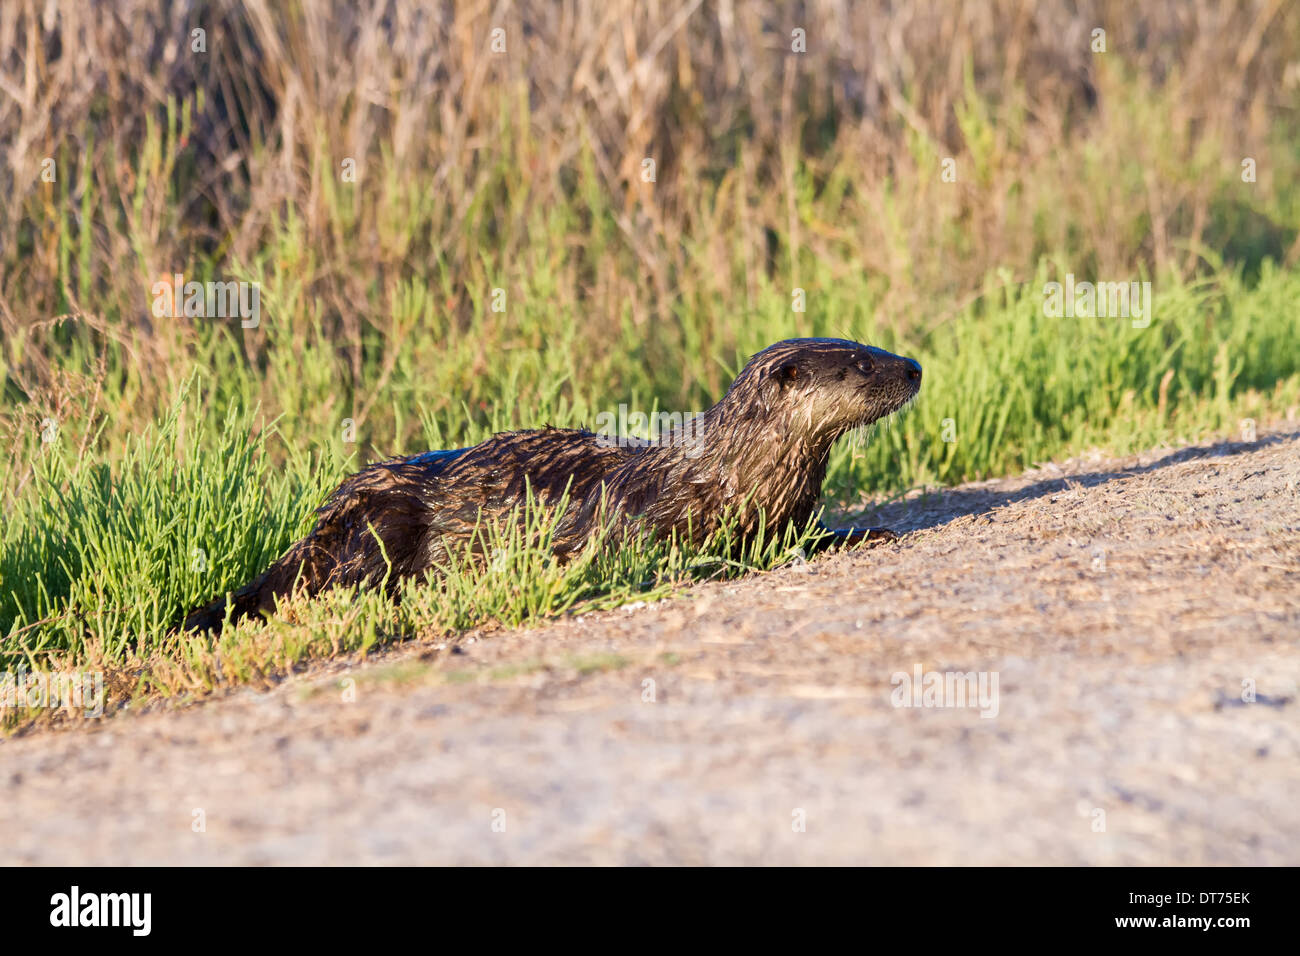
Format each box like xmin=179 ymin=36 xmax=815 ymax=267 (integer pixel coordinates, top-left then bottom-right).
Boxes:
xmin=728 ymin=337 xmax=922 ymax=450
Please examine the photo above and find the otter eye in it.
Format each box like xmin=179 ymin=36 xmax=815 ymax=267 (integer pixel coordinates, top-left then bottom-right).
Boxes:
xmin=855 ymin=358 xmax=873 ymax=374
xmin=774 ymin=363 xmax=800 ymax=385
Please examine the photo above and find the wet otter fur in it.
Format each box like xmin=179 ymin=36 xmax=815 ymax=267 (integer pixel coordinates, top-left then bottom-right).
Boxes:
xmin=184 ymin=338 xmax=921 ymax=632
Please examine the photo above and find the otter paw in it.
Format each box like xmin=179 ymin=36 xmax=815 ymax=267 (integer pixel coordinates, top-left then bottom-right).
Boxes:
xmin=859 ymin=527 xmax=899 ymax=546
xmin=825 ymin=526 xmax=899 ymax=549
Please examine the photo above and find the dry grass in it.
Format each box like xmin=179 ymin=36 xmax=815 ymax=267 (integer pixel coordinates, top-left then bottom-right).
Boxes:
xmin=2 ymin=0 xmax=1297 ymax=452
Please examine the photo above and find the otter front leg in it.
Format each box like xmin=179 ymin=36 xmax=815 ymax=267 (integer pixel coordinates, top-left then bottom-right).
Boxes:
xmin=807 ymin=524 xmax=899 ymax=554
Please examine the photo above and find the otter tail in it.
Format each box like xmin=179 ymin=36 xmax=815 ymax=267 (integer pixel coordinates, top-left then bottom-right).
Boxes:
xmin=180 ymin=455 xmax=440 ymax=634
xmin=181 ymin=596 xmax=230 ymax=634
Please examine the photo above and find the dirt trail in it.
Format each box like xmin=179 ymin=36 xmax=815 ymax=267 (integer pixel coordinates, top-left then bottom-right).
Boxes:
xmin=3 ymin=432 xmax=1298 ymax=865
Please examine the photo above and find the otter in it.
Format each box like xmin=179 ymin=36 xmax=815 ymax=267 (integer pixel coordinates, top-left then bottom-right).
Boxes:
xmin=184 ymin=338 xmax=921 ymax=632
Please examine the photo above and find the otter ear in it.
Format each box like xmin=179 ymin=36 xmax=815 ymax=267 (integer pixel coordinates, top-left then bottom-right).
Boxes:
xmin=772 ymin=363 xmax=800 ymax=387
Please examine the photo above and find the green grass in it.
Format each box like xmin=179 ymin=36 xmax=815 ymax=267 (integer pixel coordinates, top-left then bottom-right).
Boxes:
xmin=3 ymin=258 xmax=1297 ymax=701
xmin=823 ymin=259 xmax=1300 ymax=501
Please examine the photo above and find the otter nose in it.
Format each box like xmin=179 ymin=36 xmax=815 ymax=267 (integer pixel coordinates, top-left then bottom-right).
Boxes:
xmin=904 ymin=358 xmax=922 ymax=383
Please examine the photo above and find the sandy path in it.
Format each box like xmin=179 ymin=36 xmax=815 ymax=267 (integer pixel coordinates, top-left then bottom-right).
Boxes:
xmin=2 ymin=431 xmax=1297 ymax=864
